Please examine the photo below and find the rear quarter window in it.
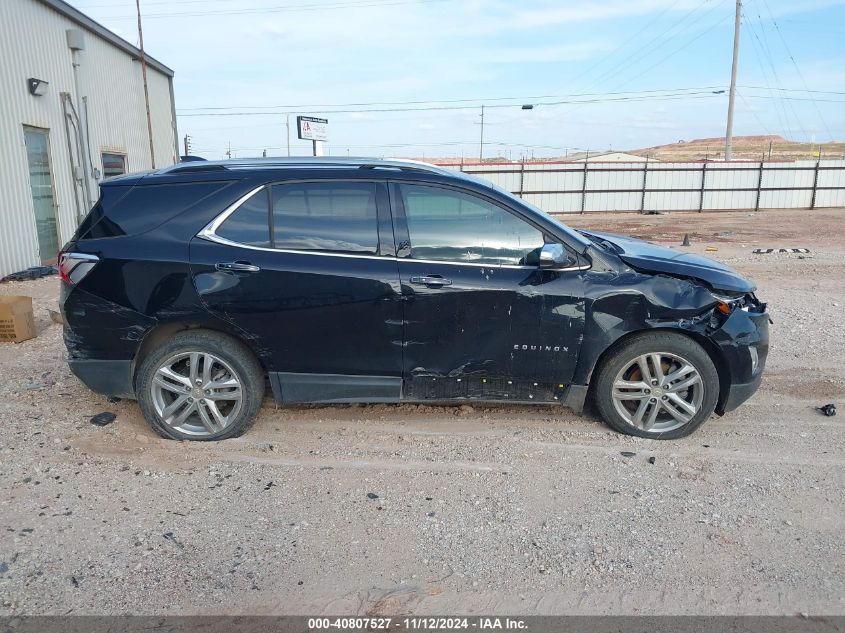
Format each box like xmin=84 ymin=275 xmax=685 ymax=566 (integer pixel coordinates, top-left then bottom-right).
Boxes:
xmin=76 ymin=181 xmax=232 ymax=239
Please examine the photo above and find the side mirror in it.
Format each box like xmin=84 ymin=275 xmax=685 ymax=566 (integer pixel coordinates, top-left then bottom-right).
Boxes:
xmin=538 ymin=243 xmax=575 ymax=269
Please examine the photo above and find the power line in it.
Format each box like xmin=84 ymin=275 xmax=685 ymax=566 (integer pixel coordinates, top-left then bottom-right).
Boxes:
xmin=176 ymin=84 xmax=845 ymax=117
xmin=176 ymin=91 xmax=726 ymax=117
xmin=176 ymin=86 xmax=724 ymax=112
xmin=613 ymin=11 xmax=733 ymax=90
xmin=740 ymin=11 xmax=793 ymax=139
xmin=530 ymin=0 xmax=733 ymax=127
xmin=742 ymin=10 xmax=807 ymax=139
xmin=564 ymin=0 xmax=728 ymax=99
xmin=757 ymin=0 xmax=834 ymax=140
xmin=552 ymin=0 xmax=686 ymax=93
xmin=737 ymin=91 xmax=772 ymax=136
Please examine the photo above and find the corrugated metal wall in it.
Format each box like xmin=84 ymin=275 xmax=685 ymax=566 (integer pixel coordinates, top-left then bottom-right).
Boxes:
xmin=0 ymin=0 xmax=176 ymax=278
xmin=455 ymin=160 xmax=845 ymax=214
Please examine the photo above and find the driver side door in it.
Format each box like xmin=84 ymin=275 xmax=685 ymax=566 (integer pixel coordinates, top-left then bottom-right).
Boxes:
xmin=391 ymin=182 xmax=587 ymax=403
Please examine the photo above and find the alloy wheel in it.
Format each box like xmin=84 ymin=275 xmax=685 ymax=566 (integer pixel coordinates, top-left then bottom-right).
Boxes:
xmin=611 ymin=352 xmax=704 ymax=433
xmin=150 ymin=351 xmax=243 ymax=437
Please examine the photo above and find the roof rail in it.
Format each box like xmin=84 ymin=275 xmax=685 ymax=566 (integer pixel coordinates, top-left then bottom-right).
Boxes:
xmin=357 ymin=161 xmax=445 ymax=174
xmin=158 ymin=157 xmax=450 ymax=176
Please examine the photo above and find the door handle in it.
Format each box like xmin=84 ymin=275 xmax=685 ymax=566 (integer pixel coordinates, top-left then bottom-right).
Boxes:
xmin=410 ymin=275 xmax=452 ymax=287
xmin=215 ymin=261 xmax=260 ymax=273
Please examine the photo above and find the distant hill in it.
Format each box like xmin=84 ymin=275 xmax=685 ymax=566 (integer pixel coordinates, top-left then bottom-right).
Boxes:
xmin=413 ymin=135 xmax=844 ymax=166
xmin=628 ymin=135 xmax=845 ymax=161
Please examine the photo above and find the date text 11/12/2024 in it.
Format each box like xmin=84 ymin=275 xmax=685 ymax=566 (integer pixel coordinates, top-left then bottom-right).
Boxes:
xmin=307 ymin=617 xmax=528 ymax=630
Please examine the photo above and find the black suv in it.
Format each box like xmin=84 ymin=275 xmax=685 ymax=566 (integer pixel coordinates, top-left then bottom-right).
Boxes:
xmin=59 ymin=158 xmax=768 ymax=441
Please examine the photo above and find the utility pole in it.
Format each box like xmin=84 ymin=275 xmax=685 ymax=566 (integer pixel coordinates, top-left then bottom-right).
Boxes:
xmin=479 ymin=104 xmax=485 ymax=162
xmin=136 ymin=0 xmax=156 ymax=168
xmin=724 ymin=0 xmax=741 ymax=161
xmin=183 ymin=134 xmax=191 ymax=156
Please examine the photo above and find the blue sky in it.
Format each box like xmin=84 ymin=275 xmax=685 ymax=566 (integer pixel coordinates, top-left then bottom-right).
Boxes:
xmin=72 ymin=0 xmax=845 ymax=159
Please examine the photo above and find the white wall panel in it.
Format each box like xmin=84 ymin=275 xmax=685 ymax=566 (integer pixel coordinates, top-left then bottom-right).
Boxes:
xmin=445 ymin=160 xmax=845 ymax=216
xmin=0 ymin=0 xmax=176 ymax=277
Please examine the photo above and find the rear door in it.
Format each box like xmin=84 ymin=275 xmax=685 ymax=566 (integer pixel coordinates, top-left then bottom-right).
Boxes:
xmin=391 ymin=181 xmax=586 ymax=403
xmin=190 ymin=179 xmax=404 ymax=402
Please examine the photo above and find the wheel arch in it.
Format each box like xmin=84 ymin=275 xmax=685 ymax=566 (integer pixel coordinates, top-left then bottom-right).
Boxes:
xmin=585 ymin=327 xmax=729 ymax=410
xmin=131 ymin=321 xmax=270 ymax=391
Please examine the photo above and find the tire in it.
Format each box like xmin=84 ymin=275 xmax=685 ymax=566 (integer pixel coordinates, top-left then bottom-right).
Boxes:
xmin=136 ymin=330 xmax=265 ymax=441
xmin=593 ymin=332 xmax=719 ymax=440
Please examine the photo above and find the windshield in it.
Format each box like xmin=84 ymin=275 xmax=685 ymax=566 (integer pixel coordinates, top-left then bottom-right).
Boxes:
xmin=514 ymin=196 xmax=593 ymax=251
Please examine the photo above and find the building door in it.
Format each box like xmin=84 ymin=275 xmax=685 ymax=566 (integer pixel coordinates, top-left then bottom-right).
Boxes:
xmin=23 ymin=127 xmax=60 ymax=264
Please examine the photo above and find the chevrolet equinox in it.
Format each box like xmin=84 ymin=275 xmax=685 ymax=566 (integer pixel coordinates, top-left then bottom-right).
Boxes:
xmin=59 ymin=158 xmax=769 ymax=441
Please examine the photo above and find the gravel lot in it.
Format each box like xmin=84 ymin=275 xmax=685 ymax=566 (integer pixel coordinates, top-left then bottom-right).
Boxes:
xmin=1 ymin=208 xmax=843 ymax=616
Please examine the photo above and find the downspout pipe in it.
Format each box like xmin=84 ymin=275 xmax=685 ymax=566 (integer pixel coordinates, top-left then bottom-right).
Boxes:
xmin=66 ymin=29 xmax=93 ymax=212
xmin=60 ymin=93 xmax=84 ymax=224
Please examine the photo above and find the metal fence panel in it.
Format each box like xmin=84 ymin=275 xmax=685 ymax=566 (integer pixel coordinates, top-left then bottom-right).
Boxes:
xmin=452 ymin=159 xmax=845 ymax=214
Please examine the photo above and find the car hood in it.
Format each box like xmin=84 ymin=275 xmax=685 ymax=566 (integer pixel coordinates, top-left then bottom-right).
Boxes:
xmin=579 ymin=230 xmax=755 ymax=294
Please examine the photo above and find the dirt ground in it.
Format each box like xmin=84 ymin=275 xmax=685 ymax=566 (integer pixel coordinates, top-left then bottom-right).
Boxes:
xmin=0 ymin=208 xmax=843 ymax=616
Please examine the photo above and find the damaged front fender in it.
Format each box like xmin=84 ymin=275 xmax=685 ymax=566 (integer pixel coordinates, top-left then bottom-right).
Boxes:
xmin=572 ymin=269 xmax=767 ymax=397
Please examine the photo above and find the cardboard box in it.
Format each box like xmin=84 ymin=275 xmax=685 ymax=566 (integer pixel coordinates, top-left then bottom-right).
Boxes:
xmin=0 ymin=296 xmax=36 ymax=343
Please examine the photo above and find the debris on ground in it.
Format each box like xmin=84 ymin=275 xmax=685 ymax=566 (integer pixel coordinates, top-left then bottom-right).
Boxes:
xmin=705 ymin=246 xmax=718 ymax=252
xmin=367 ymin=492 xmax=379 ymax=499
xmin=753 ymin=248 xmax=812 ymax=254
xmin=620 ymin=451 xmax=636 ymax=458
xmin=162 ymin=532 xmax=184 ymax=548
xmin=90 ymin=412 xmax=117 ymax=427
xmin=0 ymin=266 xmax=57 ymax=283
xmin=816 ymin=404 xmax=837 ymax=417
xmin=106 ymin=396 xmax=122 ymax=404
xmin=1 ymin=208 xmax=844 ymax=616
xmin=714 ymin=231 xmax=734 ymax=237
xmin=648 ymin=456 xmax=656 ymax=464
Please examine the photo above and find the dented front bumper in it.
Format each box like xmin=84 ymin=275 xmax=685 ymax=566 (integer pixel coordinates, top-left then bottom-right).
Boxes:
xmin=708 ymin=303 xmax=770 ymax=414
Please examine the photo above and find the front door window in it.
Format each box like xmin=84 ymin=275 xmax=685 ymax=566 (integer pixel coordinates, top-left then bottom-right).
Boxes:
xmin=400 ymin=183 xmax=546 ymax=266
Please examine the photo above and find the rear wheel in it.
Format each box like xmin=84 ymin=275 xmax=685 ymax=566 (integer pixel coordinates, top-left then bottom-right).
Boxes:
xmin=593 ymin=332 xmax=719 ymax=439
xmin=136 ymin=330 xmax=264 ymax=440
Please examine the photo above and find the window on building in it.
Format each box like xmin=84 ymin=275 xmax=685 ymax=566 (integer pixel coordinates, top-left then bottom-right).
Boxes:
xmin=398 ymin=184 xmax=545 ymax=265
xmin=101 ymin=153 xmax=126 ymax=179
xmin=271 ymin=182 xmax=379 ymax=254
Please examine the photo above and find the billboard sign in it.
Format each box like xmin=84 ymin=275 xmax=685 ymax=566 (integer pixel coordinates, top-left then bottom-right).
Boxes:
xmin=297 ymin=116 xmax=328 ymax=142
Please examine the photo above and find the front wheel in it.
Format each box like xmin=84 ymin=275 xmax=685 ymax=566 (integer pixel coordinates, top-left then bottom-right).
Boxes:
xmin=593 ymin=332 xmax=719 ymax=439
xmin=136 ymin=330 xmax=265 ymax=441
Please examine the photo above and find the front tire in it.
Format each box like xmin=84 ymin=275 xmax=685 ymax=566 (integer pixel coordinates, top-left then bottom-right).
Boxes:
xmin=593 ymin=332 xmax=719 ymax=439
xmin=136 ymin=330 xmax=265 ymax=441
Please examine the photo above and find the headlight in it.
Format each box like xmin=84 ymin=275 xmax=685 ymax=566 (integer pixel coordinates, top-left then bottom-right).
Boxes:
xmin=709 ymin=291 xmax=761 ymax=314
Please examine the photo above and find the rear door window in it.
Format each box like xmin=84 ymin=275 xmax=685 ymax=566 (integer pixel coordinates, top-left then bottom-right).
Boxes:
xmin=216 ymin=188 xmax=271 ymax=247
xmin=271 ymin=182 xmax=379 ymax=254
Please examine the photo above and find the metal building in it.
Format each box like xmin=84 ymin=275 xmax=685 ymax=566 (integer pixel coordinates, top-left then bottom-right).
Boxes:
xmin=0 ymin=0 xmax=178 ymax=277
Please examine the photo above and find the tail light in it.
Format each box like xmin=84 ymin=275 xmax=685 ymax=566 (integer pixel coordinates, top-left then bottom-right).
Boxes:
xmin=58 ymin=252 xmax=99 ymax=285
